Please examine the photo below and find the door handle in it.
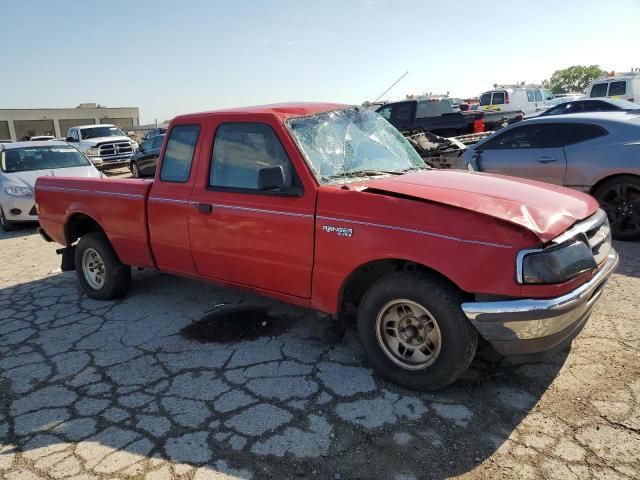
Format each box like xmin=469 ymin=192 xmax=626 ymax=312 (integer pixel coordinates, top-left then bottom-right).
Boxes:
xmin=537 ymin=157 xmax=557 ymax=164
xmin=197 ymin=203 xmax=213 ymax=214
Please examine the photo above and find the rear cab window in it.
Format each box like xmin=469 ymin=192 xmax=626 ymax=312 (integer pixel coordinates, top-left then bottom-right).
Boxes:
xmin=480 ymin=93 xmax=492 ymax=106
xmin=415 ymin=100 xmax=453 ymax=118
xmin=590 ymin=83 xmax=609 ymax=98
xmin=159 ymin=125 xmax=200 ymax=182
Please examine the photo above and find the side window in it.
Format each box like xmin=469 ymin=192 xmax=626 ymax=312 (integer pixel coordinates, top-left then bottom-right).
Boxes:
xmin=534 ymin=90 xmax=543 ymax=102
xmin=152 ymin=136 xmax=163 ymax=150
xmin=159 ymin=125 xmax=200 ymax=182
xmin=377 ymin=106 xmax=392 ymax=120
xmin=526 ymin=90 xmax=535 ymax=102
xmin=482 ymin=125 xmax=564 ymax=150
xmin=209 ymin=122 xmax=297 ymax=191
xmin=479 ymin=93 xmax=491 ymax=106
xmin=543 ymin=89 xmax=554 ymax=101
xmin=492 ymin=92 xmax=505 ymax=105
xmin=608 ymin=81 xmax=627 ymax=96
xmin=590 ymin=83 xmax=608 ymax=97
xmin=561 ymin=124 xmax=608 ymax=145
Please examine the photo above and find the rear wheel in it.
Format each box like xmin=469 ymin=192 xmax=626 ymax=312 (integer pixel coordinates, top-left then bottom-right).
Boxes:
xmin=357 ymin=271 xmax=477 ymax=391
xmin=131 ymin=161 xmax=141 ymax=178
xmin=594 ymin=176 xmax=640 ymax=241
xmin=75 ymin=232 xmax=131 ymax=300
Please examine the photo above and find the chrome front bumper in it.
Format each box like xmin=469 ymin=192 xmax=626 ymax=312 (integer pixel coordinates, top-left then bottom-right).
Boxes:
xmin=461 ymin=250 xmax=619 ymax=355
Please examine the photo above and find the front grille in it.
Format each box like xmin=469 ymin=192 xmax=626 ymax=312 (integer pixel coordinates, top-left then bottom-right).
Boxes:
xmin=554 ymin=209 xmax=611 ymax=265
xmin=99 ymin=142 xmax=133 ymax=157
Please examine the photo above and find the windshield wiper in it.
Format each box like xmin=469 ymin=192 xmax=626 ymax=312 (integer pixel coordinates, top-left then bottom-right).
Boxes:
xmin=400 ymin=165 xmax=431 ymax=173
xmin=328 ymin=169 xmax=404 ymax=180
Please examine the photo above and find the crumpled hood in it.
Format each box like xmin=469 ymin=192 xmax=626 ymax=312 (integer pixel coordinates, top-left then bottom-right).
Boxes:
xmin=5 ymin=166 xmax=101 ymax=189
xmin=80 ymin=136 xmax=132 ymax=146
xmin=360 ymin=170 xmax=599 ymax=243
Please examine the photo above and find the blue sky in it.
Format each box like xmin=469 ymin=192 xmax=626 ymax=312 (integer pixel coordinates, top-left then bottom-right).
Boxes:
xmin=2 ymin=0 xmax=639 ymax=123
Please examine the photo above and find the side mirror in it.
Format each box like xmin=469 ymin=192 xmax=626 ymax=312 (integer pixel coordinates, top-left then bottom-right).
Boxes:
xmin=258 ymin=166 xmax=286 ymax=190
xmin=65 ymin=137 xmax=75 ymax=142
xmin=138 ymin=145 xmax=145 ymax=153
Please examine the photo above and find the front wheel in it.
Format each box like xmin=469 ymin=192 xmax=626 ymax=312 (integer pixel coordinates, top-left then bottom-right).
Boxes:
xmin=594 ymin=176 xmax=640 ymax=241
xmin=0 ymin=207 xmax=14 ymax=232
xmin=131 ymin=161 xmax=141 ymax=178
xmin=357 ymin=271 xmax=477 ymax=391
xmin=75 ymin=232 xmax=131 ymax=300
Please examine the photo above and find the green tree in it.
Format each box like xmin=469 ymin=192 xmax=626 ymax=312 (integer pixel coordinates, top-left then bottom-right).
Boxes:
xmin=548 ymin=65 xmax=606 ymax=94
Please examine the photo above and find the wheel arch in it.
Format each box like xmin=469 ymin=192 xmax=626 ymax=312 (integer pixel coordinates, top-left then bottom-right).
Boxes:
xmin=65 ymin=212 xmax=106 ymax=246
xmin=337 ymin=258 xmax=468 ymax=318
xmin=589 ymin=173 xmax=640 ymax=196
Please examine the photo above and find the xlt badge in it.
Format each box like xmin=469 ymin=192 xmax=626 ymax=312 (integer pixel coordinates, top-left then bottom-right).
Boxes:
xmin=322 ymin=225 xmax=353 ymax=237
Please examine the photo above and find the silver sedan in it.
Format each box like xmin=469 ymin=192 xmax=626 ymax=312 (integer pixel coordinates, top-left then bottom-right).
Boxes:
xmin=0 ymin=141 xmax=101 ymax=231
xmin=462 ymin=111 xmax=640 ymax=240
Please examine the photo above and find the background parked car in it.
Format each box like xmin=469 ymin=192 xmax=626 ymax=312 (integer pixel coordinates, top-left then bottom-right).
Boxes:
xmin=142 ymin=127 xmax=167 ymax=142
xmin=376 ymin=98 xmax=522 ymax=137
xmin=480 ymin=86 xmax=554 ymax=115
xmin=587 ymin=70 xmax=640 ymax=103
xmin=0 ymin=141 xmax=101 ymax=231
xmin=462 ymin=112 xmax=640 ymax=240
xmin=130 ymin=134 xmax=164 ymax=177
xmin=539 ymin=98 xmax=640 ymax=117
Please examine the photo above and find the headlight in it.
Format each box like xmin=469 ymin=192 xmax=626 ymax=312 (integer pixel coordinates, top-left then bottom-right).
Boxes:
xmin=517 ymin=240 xmax=597 ymax=284
xmin=86 ymin=148 xmax=101 ymax=156
xmin=4 ymin=185 xmax=33 ymax=197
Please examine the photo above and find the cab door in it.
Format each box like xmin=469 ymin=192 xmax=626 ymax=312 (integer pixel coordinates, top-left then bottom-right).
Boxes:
xmin=188 ymin=115 xmax=316 ymax=299
xmin=474 ymin=123 xmax=568 ymax=185
xmin=147 ymin=123 xmax=201 ymax=276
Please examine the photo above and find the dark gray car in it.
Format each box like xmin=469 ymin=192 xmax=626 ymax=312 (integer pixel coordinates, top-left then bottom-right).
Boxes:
xmin=462 ymin=111 xmax=640 ymax=240
xmin=130 ymin=134 xmax=164 ymax=178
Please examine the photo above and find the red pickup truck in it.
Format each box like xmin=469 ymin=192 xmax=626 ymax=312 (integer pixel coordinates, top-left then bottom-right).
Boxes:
xmin=35 ymin=103 xmax=618 ymax=390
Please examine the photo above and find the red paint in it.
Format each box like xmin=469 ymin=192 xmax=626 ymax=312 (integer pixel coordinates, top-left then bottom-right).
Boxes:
xmin=35 ymin=103 xmax=600 ymax=316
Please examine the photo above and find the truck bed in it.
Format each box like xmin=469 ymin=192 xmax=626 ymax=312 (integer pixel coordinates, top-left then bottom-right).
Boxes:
xmin=35 ymin=177 xmax=156 ymax=268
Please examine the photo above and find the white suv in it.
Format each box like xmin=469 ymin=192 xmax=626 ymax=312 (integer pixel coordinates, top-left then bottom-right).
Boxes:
xmin=587 ymin=70 xmax=640 ymax=103
xmin=65 ymin=124 xmax=138 ymax=169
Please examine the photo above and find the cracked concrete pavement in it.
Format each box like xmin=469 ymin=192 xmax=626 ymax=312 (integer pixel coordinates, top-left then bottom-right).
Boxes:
xmin=0 ymin=227 xmax=639 ymax=479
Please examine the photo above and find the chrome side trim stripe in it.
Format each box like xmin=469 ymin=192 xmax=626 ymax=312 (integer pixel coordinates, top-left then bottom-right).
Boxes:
xmin=211 ymin=203 xmax=313 ymax=219
xmin=149 ymin=197 xmax=191 ymax=205
xmin=317 ymin=215 xmax=512 ymax=249
xmin=37 ymin=185 xmax=144 ymax=199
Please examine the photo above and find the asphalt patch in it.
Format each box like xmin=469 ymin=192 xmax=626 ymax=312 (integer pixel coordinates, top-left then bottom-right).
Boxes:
xmin=180 ymin=307 xmax=297 ymax=343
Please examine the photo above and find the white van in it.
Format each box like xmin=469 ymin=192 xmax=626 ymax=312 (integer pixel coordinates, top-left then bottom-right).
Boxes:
xmin=479 ymin=85 xmax=554 ymax=116
xmin=587 ymin=70 xmax=640 ymax=103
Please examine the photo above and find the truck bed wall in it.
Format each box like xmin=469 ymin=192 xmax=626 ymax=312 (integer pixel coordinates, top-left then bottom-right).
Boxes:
xmin=35 ymin=177 xmax=155 ymax=268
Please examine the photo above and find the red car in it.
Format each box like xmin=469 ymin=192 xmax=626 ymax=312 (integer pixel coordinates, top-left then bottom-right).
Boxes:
xmin=35 ymin=103 xmax=618 ymax=390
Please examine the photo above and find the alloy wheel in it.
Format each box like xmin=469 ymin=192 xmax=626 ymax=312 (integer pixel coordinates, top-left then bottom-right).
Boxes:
xmin=82 ymin=248 xmax=106 ymax=290
xmin=598 ymin=182 xmax=640 ymax=238
xmin=375 ymin=299 xmax=442 ymax=370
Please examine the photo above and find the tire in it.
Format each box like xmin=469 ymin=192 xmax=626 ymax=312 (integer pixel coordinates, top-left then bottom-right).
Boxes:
xmin=0 ymin=207 xmax=14 ymax=232
xmin=593 ymin=175 xmax=640 ymax=241
xmin=131 ymin=161 xmax=140 ymax=178
xmin=74 ymin=232 xmax=131 ymax=300
xmin=357 ymin=271 xmax=477 ymax=391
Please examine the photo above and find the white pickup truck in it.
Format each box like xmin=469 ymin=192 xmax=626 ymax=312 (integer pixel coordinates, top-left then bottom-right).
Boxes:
xmin=65 ymin=124 xmax=138 ymax=170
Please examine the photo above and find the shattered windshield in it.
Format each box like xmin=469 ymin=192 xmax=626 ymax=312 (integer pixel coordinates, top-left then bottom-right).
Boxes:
xmin=286 ymin=107 xmax=427 ymax=184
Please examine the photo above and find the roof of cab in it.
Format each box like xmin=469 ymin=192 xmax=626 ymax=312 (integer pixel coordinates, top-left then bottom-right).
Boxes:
xmin=173 ymin=102 xmax=349 ymax=122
